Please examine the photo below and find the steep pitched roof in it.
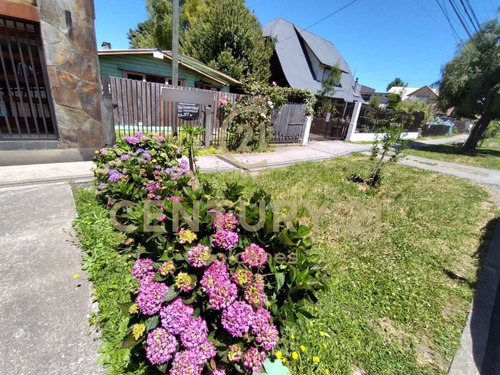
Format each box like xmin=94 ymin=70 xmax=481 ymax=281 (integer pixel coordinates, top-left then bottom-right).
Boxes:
xmin=263 ymin=17 xmax=359 ymax=102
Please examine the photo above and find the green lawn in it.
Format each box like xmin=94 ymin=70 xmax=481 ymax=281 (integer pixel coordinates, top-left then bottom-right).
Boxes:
xmin=405 ymin=137 xmax=500 ymax=170
xmin=74 ymin=156 xmax=498 ymax=375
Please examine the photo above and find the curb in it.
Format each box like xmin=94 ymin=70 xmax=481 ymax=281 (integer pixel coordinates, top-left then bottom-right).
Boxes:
xmin=448 ymin=217 xmax=500 ymax=374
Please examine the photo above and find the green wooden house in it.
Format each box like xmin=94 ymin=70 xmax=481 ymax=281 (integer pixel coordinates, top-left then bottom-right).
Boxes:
xmin=98 ymin=49 xmax=242 ymax=93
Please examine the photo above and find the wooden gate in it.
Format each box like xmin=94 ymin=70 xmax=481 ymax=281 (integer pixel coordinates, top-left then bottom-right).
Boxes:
xmin=271 ymin=103 xmax=306 ymax=143
xmin=310 ymin=102 xmax=353 ymax=140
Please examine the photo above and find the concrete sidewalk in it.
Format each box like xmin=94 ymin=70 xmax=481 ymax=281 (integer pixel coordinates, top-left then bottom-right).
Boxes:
xmin=0 ymin=183 xmax=104 ymax=374
xmin=0 ymin=141 xmax=371 ymax=188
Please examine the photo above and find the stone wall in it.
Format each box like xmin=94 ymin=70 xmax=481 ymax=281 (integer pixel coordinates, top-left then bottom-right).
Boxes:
xmin=38 ymin=0 xmax=104 ymax=149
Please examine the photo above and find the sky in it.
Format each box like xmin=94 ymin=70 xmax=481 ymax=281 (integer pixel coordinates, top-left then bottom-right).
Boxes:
xmin=94 ymin=0 xmax=499 ymax=92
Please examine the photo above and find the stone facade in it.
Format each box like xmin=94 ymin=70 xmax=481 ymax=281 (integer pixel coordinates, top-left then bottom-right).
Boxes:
xmin=38 ymin=0 xmax=105 ymax=149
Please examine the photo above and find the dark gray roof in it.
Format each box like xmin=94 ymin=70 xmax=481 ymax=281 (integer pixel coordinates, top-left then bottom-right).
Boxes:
xmin=263 ymin=18 xmax=360 ymax=102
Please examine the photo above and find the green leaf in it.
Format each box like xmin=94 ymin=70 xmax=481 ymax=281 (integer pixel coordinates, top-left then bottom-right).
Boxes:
xmin=275 ymin=272 xmax=285 ymax=292
xmin=145 ymin=315 xmax=159 ymax=331
xmin=163 ymin=288 xmax=179 ymax=303
xmin=120 ymin=332 xmax=140 ymax=349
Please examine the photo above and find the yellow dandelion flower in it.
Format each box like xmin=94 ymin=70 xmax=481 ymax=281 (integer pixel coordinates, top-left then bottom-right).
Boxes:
xmin=291 ymin=334 xmax=295 ymax=340
xmin=309 ymin=321 xmax=314 ymax=327
xmin=453 ymin=341 xmax=458 ymax=346
xmin=275 ymin=351 xmax=283 ymax=359
xmin=308 ymin=330 xmax=312 ymax=334
xmin=132 ymin=323 xmax=145 ymax=340
xmin=73 ymin=274 xmax=79 ymax=279
xmin=282 ymin=358 xmax=287 ymax=365
xmin=292 ymin=352 xmax=299 ymax=360
xmin=314 ymin=306 xmax=318 ymax=311
xmin=313 ymin=356 xmax=320 ymax=363
xmin=319 ymin=331 xmax=325 ymax=337
xmin=88 ymin=203 xmax=92 ymax=206
xmin=300 ymin=345 xmax=306 ymax=352
xmin=323 ymin=343 xmax=328 ymax=349
xmin=329 ymin=313 xmax=333 ymax=317
xmin=325 ymin=370 xmax=330 ymax=375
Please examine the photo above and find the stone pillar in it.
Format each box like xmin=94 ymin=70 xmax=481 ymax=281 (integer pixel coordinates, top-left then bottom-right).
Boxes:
xmin=345 ymin=101 xmax=362 ymax=142
xmin=38 ymin=0 xmax=105 ymax=150
xmin=301 ymin=115 xmax=312 ymax=146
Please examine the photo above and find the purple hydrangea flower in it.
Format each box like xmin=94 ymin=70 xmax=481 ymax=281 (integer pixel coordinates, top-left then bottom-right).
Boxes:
xmin=201 ymin=261 xmax=237 ymax=310
xmin=169 ymin=196 xmax=183 ymax=202
xmin=221 ymin=301 xmax=253 ymax=337
xmin=108 ymin=169 xmax=123 ymax=183
xmin=131 ymin=258 xmax=155 ymax=282
xmin=212 ymin=369 xmax=226 ymax=375
xmin=243 ymin=347 xmax=266 ymax=373
xmin=180 ymin=317 xmax=209 ymax=349
xmin=160 ymin=298 xmax=194 ymax=335
xmin=213 ymin=230 xmax=239 ymax=250
xmin=170 ymin=350 xmax=203 ymax=375
xmin=145 ymin=328 xmax=178 ymax=365
xmin=252 ymin=308 xmax=271 ymax=331
xmin=136 ymin=281 xmax=168 ymax=316
xmin=120 ymin=154 xmax=131 ymax=161
xmin=241 ymin=243 xmax=268 ymax=268
xmin=187 ymin=244 xmax=211 ymax=268
xmin=97 ymin=182 xmax=107 ymax=191
xmin=124 ymin=136 xmax=140 ymax=145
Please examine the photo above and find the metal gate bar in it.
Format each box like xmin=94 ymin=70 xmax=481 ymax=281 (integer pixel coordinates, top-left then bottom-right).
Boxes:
xmin=0 ymin=16 xmax=57 ymax=140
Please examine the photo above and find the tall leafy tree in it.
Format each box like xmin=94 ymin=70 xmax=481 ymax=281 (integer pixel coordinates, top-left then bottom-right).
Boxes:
xmin=129 ymin=0 xmax=206 ymax=49
xmin=438 ymin=19 xmax=500 ymax=150
xmin=386 ymin=77 xmax=407 ymax=92
xmin=182 ymin=0 xmax=272 ymax=83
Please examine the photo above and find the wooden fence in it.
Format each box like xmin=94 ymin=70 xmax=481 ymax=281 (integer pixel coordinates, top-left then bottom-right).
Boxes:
xmin=102 ymin=76 xmax=309 ymax=146
xmin=101 ymin=75 xmax=244 ymax=142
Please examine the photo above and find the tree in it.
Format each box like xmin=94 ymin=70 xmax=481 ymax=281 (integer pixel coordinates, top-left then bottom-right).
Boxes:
xmin=128 ymin=20 xmax=156 ymax=48
xmin=317 ymin=65 xmax=342 ymax=97
xmin=438 ymin=19 xmax=500 ymax=150
xmin=128 ymin=0 xmax=206 ymax=49
xmin=182 ymin=0 xmax=272 ymax=83
xmin=387 ymin=93 xmax=401 ymax=110
xmin=386 ymin=77 xmax=407 ymax=92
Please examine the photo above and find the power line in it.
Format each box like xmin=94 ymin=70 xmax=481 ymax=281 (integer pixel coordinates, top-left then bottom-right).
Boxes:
xmin=413 ymin=0 xmax=454 ymax=36
xmin=276 ymin=0 xmax=361 ymax=45
xmin=458 ymin=0 xmax=479 ymax=33
xmin=448 ymin=0 xmax=473 ymax=39
xmin=464 ymin=0 xmax=482 ymax=31
xmin=433 ymin=0 xmax=462 ymax=43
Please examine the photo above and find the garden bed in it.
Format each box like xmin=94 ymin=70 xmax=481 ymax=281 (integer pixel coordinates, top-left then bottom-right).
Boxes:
xmin=74 ymin=156 xmax=498 ymax=375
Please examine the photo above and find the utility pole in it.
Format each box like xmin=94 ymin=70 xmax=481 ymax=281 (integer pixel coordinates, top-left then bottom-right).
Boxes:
xmin=172 ymin=0 xmax=179 ymax=87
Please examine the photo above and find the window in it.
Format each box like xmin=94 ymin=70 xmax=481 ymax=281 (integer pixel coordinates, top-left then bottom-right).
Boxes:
xmin=123 ymin=71 xmax=185 ymax=86
xmin=322 ymin=67 xmax=341 ymax=87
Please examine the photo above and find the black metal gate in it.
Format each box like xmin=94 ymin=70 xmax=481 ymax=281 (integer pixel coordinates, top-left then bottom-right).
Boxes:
xmin=0 ymin=16 xmax=57 ymax=140
xmin=310 ymin=102 xmax=354 ymax=140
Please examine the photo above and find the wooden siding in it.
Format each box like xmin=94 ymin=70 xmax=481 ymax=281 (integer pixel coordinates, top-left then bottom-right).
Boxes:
xmin=99 ymin=54 xmax=229 ymax=93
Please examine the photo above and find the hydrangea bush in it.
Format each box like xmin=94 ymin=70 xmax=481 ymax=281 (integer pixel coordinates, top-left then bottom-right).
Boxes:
xmin=92 ymin=133 xmax=328 ymax=374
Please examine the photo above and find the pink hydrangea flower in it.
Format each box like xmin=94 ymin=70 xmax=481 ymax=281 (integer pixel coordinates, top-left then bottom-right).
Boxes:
xmin=243 ymin=347 xmax=266 ymax=372
xmin=136 ymin=281 xmax=168 ymax=316
xmin=213 ymin=230 xmax=238 ymax=250
xmin=145 ymin=328 xmax=178 ymax=365
xmin=241 ymin=243 xmax=268 ymax=267
xmin=170 ymin=350 xmax=203 ymax=375
xmin=254 ymin=323 xmax=278 ymax=350
xmin=192 ymin=341 xmax=217 ymax=366
xmin=180 ymin=317 xmax=209 ymax=348
xmin=160 ymin=298 xmax=194 ymax=335
xmin=212 ymin=369 xmax=226 ymax=375
xmin=131 ymin=258 xmax=155 ymax=282
xmin=212 ymin=211 xmax=239 ymax=231
xmin=221 ymin=301 xmax=253 ymax=337
xmin=187 ymin=244 xmax=211 ymax=268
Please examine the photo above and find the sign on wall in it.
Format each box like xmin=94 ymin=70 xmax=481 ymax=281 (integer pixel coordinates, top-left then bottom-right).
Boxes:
xmin=177 ymin=102 xmax=200 ymax=120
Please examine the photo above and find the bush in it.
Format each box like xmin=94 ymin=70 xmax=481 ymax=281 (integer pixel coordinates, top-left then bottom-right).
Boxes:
xmin=91 ymin=133 xmax=328 ymax=374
